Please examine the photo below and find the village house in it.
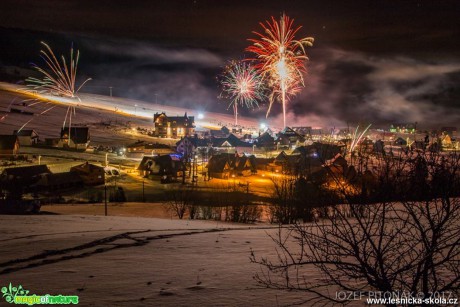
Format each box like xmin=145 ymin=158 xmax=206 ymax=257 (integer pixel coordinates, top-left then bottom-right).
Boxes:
xmin=13 ymin=129 xmax=39 ymax=146
xmin=256 ymin=131 xmax=275 ymax=150
xmin=207 ymin=153 xmax=257 ymax=179
xmin=441 ymin=127 xmax=457 ymax=137
xmin=211 ymin=134 xmax=253 ymax=154
xmin=32 ymin=172 xmax=84 ymax=192
xmin=276 ymin=127 xmax=305 ymax=149
xmin=0 ymin=165 xmax=51 ymax=192
xmin=153 ymin=112 xmax=195 ymax=138
xmin=126 ymin=140 xmax=173 ymax=158
xmin=137 ymin=155 xmax=182 ymax=179
xmin=291 ymin=126 xmax=312 ymax=138
xmin=441 ymin=134 xmax=453 ymax=149
xmin=175 ymin=136 xmax=211 ymax=157
xmin=0 ymin=135 xmax=19 ymax=158
xmin=70 ymin=162 xmax=105 ymax=186
xmin=208 ymin=126 xmax=230 ymax=138
xmin=390 ymin=123 xmax=416 ymax=133
xmin=59 ymin=127 xmax=90 ymax=151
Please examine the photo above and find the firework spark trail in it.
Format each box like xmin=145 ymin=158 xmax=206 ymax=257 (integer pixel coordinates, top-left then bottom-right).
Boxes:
xmin=26 ymin=42 xmax=91 ymax=99
xmin=219 ymin=60 xmax=265 ymax=125
xmin=349 ymin=124 xmax=372 ymax=153
xmin=17 ymin=105 xmax=58 ymax=132
xmin=246 ymin=14 xmax=313 ymax=128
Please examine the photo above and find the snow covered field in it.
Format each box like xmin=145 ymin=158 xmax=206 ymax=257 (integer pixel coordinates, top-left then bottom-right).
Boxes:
xmin=0 ymin=214 xmax=318 ymax=306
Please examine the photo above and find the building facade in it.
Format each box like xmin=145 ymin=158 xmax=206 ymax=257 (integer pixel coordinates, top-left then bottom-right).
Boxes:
xmin=153 ymin=112 xmax=195 ymax=138
xmin=59 ymin=127 xmax=90 ymax=151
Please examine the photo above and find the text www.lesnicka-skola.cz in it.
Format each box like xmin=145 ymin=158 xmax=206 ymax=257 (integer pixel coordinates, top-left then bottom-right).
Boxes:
xmin=336 ymin=291 xmax=458 ymax=305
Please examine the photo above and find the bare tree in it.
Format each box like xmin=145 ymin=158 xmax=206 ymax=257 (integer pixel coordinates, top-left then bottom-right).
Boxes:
xmin=163 ymin=185 xmax=196 ymax=219
xmin=251 ymin=152 xmax=460 ymax=305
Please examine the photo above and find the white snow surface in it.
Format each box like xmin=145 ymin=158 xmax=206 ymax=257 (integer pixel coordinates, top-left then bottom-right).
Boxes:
xmin=0 ymin=215 xmax=317 ymax=306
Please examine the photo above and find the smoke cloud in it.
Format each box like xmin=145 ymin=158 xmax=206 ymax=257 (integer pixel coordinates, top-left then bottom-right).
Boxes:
xmin=63 ymin=38 xmax=460 ymax=129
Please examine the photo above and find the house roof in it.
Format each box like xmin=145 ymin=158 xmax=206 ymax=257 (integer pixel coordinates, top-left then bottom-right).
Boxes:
xmin=138 ymin=156 xmax=154 ymax=171
xmin=208 ymin=153 xmax=257 ymax=173
xmin=137 ymin=155 xmax=178 ymax=172
xmin=2 ymin=165 xmax=51 ymax=178
xmin=126 ymin=140 xmax=146 ymax=148
xmin=257 ymin=132 xmax=275 ymax=145
xmin=71 ymin=162 xmax=104 ymax=173
xmin=275 ymin=151 xmax=287 ymax=161
xmin=61 ymin=127 xmax=90 ymax=144
xmin=0 ymin=135 xmax=18 ymax=150
xmin=207 ymin=155 xmax=232 ymax=173
xmin=33 ymin=172 xmax=83 ymax=187
xmin=176 ymin=136 xmax=209 ymax=148
xmin=291 ymin=127 xmax=312 ymax=136
xmin=279 ymin=127 xmax=301 ymax=136
xmin=154 ymin=112 xmax=195 ymax=128
xmin=276 ymin=127 xmax=305 ymax=143
xmin=145 ymin=143 xmax=172 ymax=150
xmin=13 ymin=130 xmax=37 ymax=137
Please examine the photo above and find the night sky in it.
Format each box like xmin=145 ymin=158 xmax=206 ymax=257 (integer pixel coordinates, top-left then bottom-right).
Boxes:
xmin=1 ymin=0 xmax=459 ymax=128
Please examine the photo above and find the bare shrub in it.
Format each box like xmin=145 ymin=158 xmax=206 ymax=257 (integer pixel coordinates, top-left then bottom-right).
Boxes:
xmin=251 ymin=152 xmax=460 ymax=305
xmin=163 ymin=185 xmax=196 ymax=219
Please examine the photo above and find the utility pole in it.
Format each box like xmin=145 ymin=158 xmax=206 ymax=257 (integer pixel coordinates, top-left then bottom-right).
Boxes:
xmin=109 ymin=86 xmax=113 ymax=97
xmin=142 ymin=179 xmax=145 ymax=202
xmin=104 ymin=183 xmax=108 ymax=216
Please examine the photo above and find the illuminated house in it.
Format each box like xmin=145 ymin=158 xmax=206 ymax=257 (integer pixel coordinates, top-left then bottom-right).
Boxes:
xmin=175 ymin=136 xmax=210 ymax=156
xmin=70 ymin=162 xmax=105 ymax=186
xmin=13 ymin=129 xmax=39 ymax=146
xmin=389 ymin=123 xmax=416 ymax=133
xmin=59 ymin=127 xmax=90 ymax=151
xmin=276 ymin=127 xmax=305 ymax=148
xmin=126 ymin=140 xmax=173 ymax=158
xmin=137 ymin=155 xmax=182 ymax=178
xmin=153 ymin=112 xmax=195 ymax=138
xmin=207 ymin=153 xmax=257 ymax=179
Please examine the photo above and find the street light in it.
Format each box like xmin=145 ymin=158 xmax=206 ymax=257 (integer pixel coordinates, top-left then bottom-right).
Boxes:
xmin=104 ymin=179 xmax=108 ymax=216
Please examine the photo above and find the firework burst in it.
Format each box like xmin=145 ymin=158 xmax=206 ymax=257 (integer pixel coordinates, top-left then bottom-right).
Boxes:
xmin=219 ymin=60 xmax=264 ymax=125
xmin=246 ymin=14 xmax=313 ymax=128
xmin=26 ymin=41 xmax=91 ymax=99
xmin=22 ymin=42 xmax=91 ymax=136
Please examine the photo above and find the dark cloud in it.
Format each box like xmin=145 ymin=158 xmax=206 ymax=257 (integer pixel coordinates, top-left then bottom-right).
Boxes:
xmin=1 ymin=1 xmax=460 ymax=128
xmin=290 ymin=48 xmax=460 ymax=127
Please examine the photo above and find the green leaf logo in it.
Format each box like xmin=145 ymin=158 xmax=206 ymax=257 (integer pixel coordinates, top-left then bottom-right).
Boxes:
xmin=2 ymin=283 xmax=29 ymax=304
